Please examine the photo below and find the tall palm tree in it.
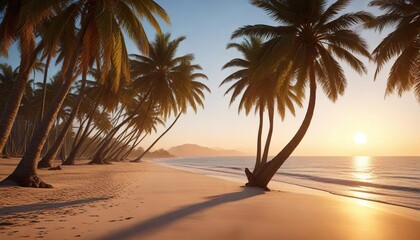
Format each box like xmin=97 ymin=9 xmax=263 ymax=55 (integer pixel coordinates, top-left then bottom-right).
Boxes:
xmin=231 ymin=0 xmax=372 ymax=189
xmin=3 ymin=0 xmax=170 ymax=187
xmin=129 ymin=34 xmax=209 ymax=162
xmin=368 ymin=0 xmax=420 ymax=102
xmin=0 ymin=0 xmax=52 ymax=152
xmin=222 ymin=37 xmax=303 ymax=172
xmin=130 ymin=34 xmax=205 ymax=119
xmin=1 ymin=64 xmax=40 ymax=157
xmin=37 ymin=76 xmax=87 ymax=168
xmin=221 ymin=37 xmax=266 ymax=170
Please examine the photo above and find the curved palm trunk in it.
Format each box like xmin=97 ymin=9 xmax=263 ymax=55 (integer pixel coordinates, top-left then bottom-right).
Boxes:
xmin=40 ymin=55 xmax=52 ymax=122
xmin=89 ymin=120 xmax=130 ymax=164
xmin=63 ymin=95 xmax=101 ymax=165
xmin=71 ymin=116 xmax=86 ymax=149
xmin=2 ymin=47 xmax=80 ymax=188
xmin=132 ymin=112 xmax=182 ymax=162
xmin=246 ymin=68 xmax=317 ymax=190
xmin=62 ymin=121 xmax=94 ymax=165
xmin=79 ymin=128 xmax=105 ymax=158
xmin=105 ymin=129 xmax=138 ymax=162
xmin=38 ymin=73 xmax=87 ymax=168
xmin=253 ymin=106 xmax=264 ymax=171
xmin=120 ymin=133 xmax=147 ymax=161
xmin=89 ymin=122 xmax=131 ymax=164
xmin=90 ymin=93 xmax=152 ymax=164
xmin=260 ymin=102 xmax=274 ymax=165
xmin=0 ymin=38 xmax=35 ymax=152
xmin=100 ymin=130 xmax=129 ymax=161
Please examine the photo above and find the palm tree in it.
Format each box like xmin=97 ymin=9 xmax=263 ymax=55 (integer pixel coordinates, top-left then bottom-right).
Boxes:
xmin=222 ymin=37 xmax=303 ymax=173
xmin=368 ymin=0 xmax=420 ymax=102
xmin=62 ymin=77 xmax=123 ymax=165
xmin=2 ymin=0 xmax=170 ymax=187
xmin=118 ymin=108 xmax=163 ymax=161
xmin=221 ymin=37 xmax=265 ymax=170
xmin=0 ymin=0 xmax=52 ymax=152
xmin=231 ymin=0 xmax=372 ymax=189
xmin=128 ymin=33 xmax=209 ymax=162
xmin=37 ymin=76 xmax=87 ymax=168
xmin=1 ymin=64 xmax=40 ymax=157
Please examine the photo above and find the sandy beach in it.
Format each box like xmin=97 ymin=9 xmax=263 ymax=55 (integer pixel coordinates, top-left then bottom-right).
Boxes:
xmin=0 ymin=158 xmax=419 ymax=240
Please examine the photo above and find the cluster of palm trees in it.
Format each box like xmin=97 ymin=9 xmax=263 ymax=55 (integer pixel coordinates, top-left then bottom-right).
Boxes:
xmin=0 ymin=0 xmax=418 ymax=190
xmin=222 ymin=0 xmax=419 ymax=189
xmin=0 ymin=1 xmax=208 ymax=188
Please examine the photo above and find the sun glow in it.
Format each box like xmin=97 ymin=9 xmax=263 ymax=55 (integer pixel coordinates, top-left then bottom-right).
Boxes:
xmin=354 ymin=133 xmax=367 ymax=145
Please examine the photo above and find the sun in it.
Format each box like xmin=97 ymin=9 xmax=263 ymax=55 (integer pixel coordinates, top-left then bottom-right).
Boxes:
xmin=354 ymin=133 xmax=367 ymax=145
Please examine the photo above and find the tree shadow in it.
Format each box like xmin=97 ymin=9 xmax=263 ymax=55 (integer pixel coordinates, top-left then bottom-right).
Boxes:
xmin=0 ymin=197 xmax=110 ymax=216
xmin=99 ymin=187 xmax=264 ymax=240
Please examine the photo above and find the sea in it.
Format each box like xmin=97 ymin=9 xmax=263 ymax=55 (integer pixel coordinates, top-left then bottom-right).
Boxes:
xmin=156 ymin=156 xmax=420 ymax=210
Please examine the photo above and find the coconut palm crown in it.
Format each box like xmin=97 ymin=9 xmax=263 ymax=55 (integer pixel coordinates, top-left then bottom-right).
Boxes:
xmin=368 ymin=0 xmax=420 ymax=102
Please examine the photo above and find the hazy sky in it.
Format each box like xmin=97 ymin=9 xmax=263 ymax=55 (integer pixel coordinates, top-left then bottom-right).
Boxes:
xmin=140 ymin=0 xmax=419 ymax=156
xmin=3 ymin=0 xmax=420 ymax=156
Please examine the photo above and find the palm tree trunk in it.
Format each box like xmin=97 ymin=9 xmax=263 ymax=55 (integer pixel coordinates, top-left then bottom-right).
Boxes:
xmin=132 ymin=112 xmax=182 ymax=162
xmin=246 ymin=66 xmax=317 ymax=190
xmin=120 ymin=132 xmax=147 ymax=161
xmin=38 ymin=72 xmax=87 ymax=168
xmin=253 ymin=105 xmax=264 ymax=171
xmin=2 ymin=46 xmax=80 ymax=187
xmin=105 ymin=129 xmax=138 ymax=162
xmin=63 ymin=95 xmax=102 ymax=165
xmin=0 ymin=45 xmax=35 ymax=152
xmin=104 ymin=99 xmax=154 ymax=162
xmin=100 ymin=130 xmax=128 ymax=161
xmin=89 ymin=92 xmax=152 ymax=164
xmin=80 ymin=126 xmax=106 ymax=158
xmin=260 ymin=102 xmax=274 ymax=165
xmin=40 ymin=55 xmax=51 ymax=122
xmin=71 ymin=117 xmax=86 ymax=149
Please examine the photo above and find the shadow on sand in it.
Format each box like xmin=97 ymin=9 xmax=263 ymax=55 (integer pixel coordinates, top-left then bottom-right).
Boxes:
xmin=0 ymin=197 xmax=110 ymax=216
xmin=99 ymin=187 xmax=264 ymax=240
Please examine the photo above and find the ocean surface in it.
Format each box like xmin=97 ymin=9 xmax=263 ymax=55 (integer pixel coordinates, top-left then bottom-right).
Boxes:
xmin=156 ymin=156 xmax=420 ymax=210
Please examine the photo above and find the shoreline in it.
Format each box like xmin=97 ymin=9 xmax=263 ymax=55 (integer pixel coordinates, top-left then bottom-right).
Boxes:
xmin=153 ymin=160 xmax=420 ymax=221
xmin=1 ymin=159 xmax=419 ymax=239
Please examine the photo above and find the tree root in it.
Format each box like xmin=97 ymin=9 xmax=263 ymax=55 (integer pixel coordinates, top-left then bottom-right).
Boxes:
xmin=244 ymin=168 xmax=270 ymax=191
xmin=2 ymin=174 xmax=53 ymax=188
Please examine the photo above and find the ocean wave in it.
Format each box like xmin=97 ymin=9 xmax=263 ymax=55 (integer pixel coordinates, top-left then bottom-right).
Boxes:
xmin=276 ymin=172 xmax=420 ymax=194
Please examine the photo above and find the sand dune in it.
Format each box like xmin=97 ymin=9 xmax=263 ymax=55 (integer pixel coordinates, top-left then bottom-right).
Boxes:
xmin=0 ymin=158 xmax=419 ymax=240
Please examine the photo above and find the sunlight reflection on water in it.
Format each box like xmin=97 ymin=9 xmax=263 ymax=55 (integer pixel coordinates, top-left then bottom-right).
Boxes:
xmin=353 ymin=156 xmax=374 ymax=182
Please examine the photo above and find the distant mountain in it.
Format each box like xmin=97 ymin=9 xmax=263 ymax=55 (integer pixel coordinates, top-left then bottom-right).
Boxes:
xmin=128 ymin=148 xmax=176 ymax=160
xmin=145 ymin=149 xmax=176 ymax=159
xmin=168 ymin=144 xmax=246 ymax=157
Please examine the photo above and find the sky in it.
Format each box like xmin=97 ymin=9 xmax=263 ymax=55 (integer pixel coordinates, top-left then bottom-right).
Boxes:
xmin=3 ymin=0 xmax=420 ymax=156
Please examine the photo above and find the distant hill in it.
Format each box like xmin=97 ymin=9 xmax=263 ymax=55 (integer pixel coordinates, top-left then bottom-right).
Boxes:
xmin=128 ymin=148 xmax=176 ymax=160
xmin=144 ymin=149 xmax=176 ymax=159
xmin=168 ymin=144 xmax=246 ymax=157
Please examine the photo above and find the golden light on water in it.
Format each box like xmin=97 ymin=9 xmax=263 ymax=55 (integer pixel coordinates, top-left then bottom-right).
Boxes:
xmin=353 ymin=156 xmax=374 ymax=182
xmin=351 ymin=156 xmax=375 ymax=208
